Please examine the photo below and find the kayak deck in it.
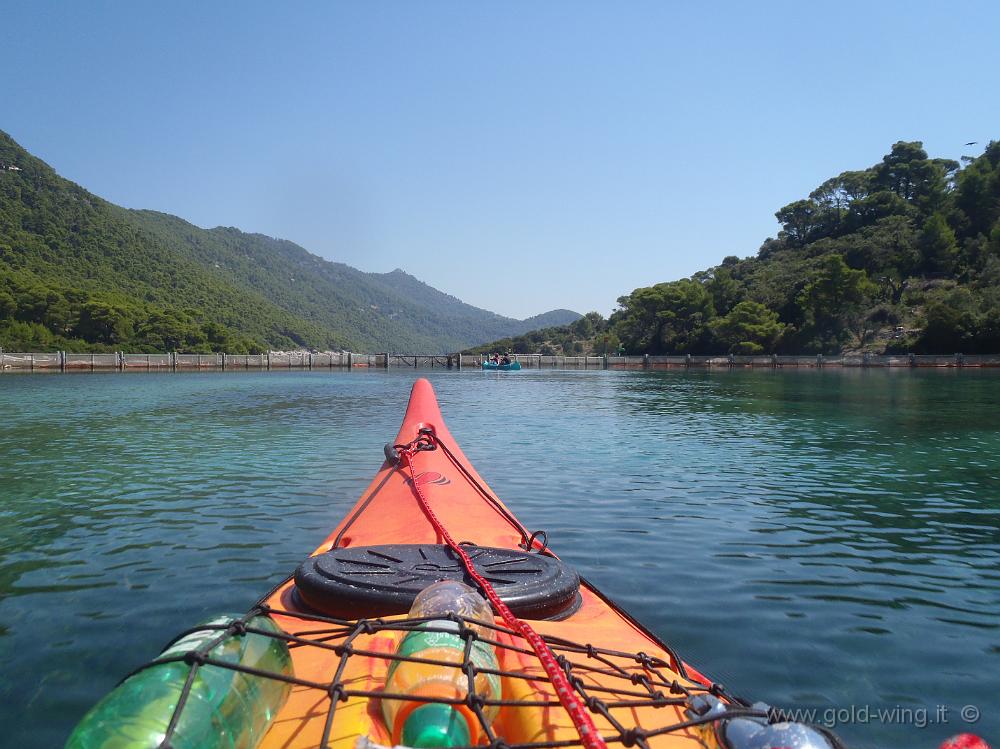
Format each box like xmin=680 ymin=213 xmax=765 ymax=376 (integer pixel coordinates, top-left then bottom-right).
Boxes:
xmin=254 ymin=596 xmax=720 ymax=749
xmin=250 ymin=379 xmax=736 ymax=749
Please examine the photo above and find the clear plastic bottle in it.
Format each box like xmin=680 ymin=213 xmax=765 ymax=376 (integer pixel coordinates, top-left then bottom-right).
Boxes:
xmin=65 ymin=614 xmax=292 ymax=749
xmin=686 ymin=696 xmax=836 ymax=749
xmin=382 ymin=581 xmax=499 ymax=748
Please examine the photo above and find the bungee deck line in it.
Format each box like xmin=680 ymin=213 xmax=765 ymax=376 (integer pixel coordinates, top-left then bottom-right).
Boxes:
xmin=396 ymin=432 xmax=609 ymax=749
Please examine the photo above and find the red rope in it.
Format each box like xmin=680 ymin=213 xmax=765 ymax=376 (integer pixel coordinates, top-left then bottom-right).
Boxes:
xmin=399 ymin=444 xmax=607 ymax=749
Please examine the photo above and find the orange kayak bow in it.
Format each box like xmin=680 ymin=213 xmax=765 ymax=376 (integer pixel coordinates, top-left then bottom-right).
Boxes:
xmin=257 ymin=378 xmax=735 ymax=749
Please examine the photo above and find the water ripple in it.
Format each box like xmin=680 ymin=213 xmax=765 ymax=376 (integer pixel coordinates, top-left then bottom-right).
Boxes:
xmin=1 ymin=369 xmax=998 ymax=748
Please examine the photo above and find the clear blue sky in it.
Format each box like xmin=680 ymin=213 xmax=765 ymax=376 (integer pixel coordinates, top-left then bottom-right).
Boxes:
xmin=4 ymin=2 xmax=998 ymax=318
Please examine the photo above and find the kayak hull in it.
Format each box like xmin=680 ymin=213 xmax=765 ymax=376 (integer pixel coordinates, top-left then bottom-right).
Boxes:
xmin=482 ymin=361 xmax=522 ymax=370
xmin=259 ymin=379 xmax=717 ymax=749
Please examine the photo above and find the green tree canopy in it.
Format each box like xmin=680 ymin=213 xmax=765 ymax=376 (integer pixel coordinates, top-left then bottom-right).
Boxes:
xmin=795 ymin=255 xmax=875 ymax=352
xmin=918 ymin=213 xmax=959 ymax=275
xmin=711 ymin=301 xmax=785 ymax=354
xmin=614 ymin=280 xmax=715 ymax=354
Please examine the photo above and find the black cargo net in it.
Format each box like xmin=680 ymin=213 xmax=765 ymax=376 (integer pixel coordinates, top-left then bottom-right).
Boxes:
xmin=141 ymin=601 xmax=766 ymax=749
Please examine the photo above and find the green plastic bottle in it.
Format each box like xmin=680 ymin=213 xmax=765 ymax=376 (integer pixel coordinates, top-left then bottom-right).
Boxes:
xmin=65 ymin=614 xmax=292 ymax=749
xmin=381 ymin=581 xmax=500 ymax=748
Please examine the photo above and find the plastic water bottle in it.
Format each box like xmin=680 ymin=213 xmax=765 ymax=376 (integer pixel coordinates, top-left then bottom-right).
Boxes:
xmin=381 ymin=581 xmax=500 ymax=748
xmin=686 ymin=695 xmax=836 ymax=749
xmin=65 ymin=613 xmax=292 ymax=749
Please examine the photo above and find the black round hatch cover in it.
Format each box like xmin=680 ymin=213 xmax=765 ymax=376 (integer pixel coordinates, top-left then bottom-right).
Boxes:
xmin=294 ymin=544 xmax=580 ymax=620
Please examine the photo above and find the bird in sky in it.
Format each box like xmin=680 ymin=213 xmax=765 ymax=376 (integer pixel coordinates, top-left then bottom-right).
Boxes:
xmin=965 ymin=141 xmax=978 ymax=146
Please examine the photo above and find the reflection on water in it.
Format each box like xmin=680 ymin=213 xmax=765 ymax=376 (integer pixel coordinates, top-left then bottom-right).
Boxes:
xmin=1 ymin=369 xmax=997 ymax=748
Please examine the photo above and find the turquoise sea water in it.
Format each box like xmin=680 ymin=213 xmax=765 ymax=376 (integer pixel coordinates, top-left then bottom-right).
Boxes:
xmin=1 ymin=369 xmax=997 ymax=748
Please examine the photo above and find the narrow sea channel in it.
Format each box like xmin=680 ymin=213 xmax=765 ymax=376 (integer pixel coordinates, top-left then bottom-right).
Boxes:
xmin=1 ymin=369 xmax=997 ymax=748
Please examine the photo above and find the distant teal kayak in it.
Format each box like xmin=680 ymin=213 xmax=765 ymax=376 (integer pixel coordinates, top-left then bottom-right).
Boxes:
xmin=482 ymin=361 xmax=522 ymax=370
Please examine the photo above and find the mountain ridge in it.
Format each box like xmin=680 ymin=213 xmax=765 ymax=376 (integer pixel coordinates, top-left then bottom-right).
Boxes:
xmin=0 ymin=130 xmax=580 ymax=353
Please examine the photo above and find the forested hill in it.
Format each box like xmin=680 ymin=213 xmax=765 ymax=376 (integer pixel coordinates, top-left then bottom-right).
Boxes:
xmin=0 ymin=130 xmax=579 ymax=353
xmin=477 ymin=140 xmax=1000 ymax=357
